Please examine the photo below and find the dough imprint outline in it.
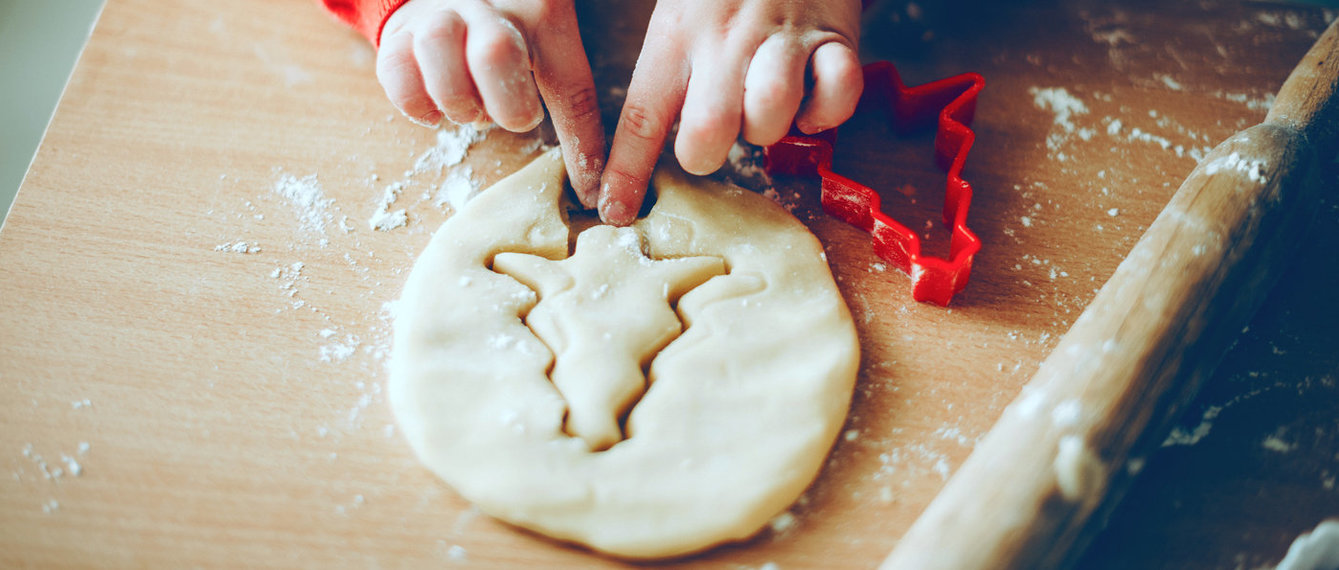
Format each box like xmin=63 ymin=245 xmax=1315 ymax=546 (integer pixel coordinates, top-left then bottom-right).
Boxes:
xmin=493 ymin=224 xmax=727 ymax=452
xmin=388 ymin=147 xmax=860 ymax=559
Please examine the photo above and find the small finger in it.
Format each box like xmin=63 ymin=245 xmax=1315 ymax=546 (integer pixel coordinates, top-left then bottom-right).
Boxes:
xmin=530 ymin=4 xmax=606 ymax=207
xmin=413 ymin=9 xmax=484 ymax=124
xmin=599 ymin=30 xmax=688 ymax=225
xmin=742 ymin=35 xmax=807 ymax=146
xmin=674 ymin=43 xmax=747 ymax=176
xmin=796 ymin=41 xmax=863 ymax=134
xmin=460 ymin=8 xmax=544 ymax=132
xmin=376 ymin=28 xmax=442 ymax=126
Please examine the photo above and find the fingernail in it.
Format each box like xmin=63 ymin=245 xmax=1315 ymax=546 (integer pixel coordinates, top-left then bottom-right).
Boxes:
xmin=410 ymin=110 xmax=443 ymax=128
xmin=574 ymin=159 xmax=603 ymax=208
xmin=520 ymin=109 xmax=545 ymax=132
xmin=575 ymin=182 xmax=599 ymax=209
xmin=599 ymin=195 xmax=633 ymax=226
xmin=472 ymin=111 xmax=494 ymax=129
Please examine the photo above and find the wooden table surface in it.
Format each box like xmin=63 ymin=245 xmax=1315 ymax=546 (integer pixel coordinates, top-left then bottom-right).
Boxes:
xmin=2 ymin=0 xmax=1336 ymax=568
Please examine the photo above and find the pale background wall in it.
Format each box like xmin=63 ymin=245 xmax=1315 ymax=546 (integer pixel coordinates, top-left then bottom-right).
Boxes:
xmin=0 ymin=0 xmax=105 ymax=225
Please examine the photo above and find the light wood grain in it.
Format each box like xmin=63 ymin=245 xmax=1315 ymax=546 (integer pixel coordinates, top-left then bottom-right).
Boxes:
xmin=1 ymin=1 xmax=1336 ymax=568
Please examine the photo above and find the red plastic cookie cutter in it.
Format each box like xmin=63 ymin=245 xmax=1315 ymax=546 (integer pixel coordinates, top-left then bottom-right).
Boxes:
xmin=764 ymin=61 xmax=984 ymax=306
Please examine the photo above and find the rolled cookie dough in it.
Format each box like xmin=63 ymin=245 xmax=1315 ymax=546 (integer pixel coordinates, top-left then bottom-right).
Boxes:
xmin=389 ymin=148 xmax=859 ymax=559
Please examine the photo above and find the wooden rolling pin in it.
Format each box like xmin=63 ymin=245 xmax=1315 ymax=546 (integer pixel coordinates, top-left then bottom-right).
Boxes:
xmin=881 ymin=19 xmax=1339 ymax=570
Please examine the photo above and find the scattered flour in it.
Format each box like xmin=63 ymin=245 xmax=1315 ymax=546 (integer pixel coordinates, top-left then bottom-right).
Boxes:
xmin=769 ymin=511 xmax=798 ymax=535
xmin=1255 ymin=10 xmax=1308 ymax=31
xmin=1126 ymin=127 xmax=1172 ymax=151
xmin=413 ymin=124 xmax=487 ymax=175
xmin=1216 ymin=91 xmax=1276 ymax=112
xmin=1262 ymin=428 xmax=1298 ymax=453
xmin=319 ymin=333 xmax=361 ymax=364
xmin=447 ymin=544 xmax=468 ymax=562
xmin=368 ymin=181 xmax=409 ymax=232
xmin=214 ymin=241 xmax=262 ymax=254
xmin=21 ymin=443 xmax=85 ymax=481
xmin=1203 ymin=151 xmax=1269 ymax=184
xmin=272 ymin=171 xmax=333 ymax=236
xmin=725 ymin=141 xmax=774 ymax=187
xmin=61 ymin=455 xmax=82 ymax=477
xmin=436 ymin=165 xmax=481 ymax=212
xmin=1029 ymin=87 xmax=1091 ymax=152
xmin=1162 ymin=405 xmax=1222 ymax=447
xmin=368 ymin=208 xmax=408 ymax=232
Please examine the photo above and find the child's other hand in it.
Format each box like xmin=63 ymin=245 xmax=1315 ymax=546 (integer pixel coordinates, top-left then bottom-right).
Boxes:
xmin=377 ymin=0 xmax=606 ymax=205
xmin=597 ymin=0 xmax=864 ymax=225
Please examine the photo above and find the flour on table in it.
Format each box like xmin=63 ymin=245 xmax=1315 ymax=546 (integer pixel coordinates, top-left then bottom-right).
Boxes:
xmin=272 ymin=171 xmax=333 ymax=236
xmin=413 ymin=124 xmax=487 ymax=175
xmin=1030 ymin=87 xmax=1093 ymax=152
xmin=435 ymin=165 xmax=481 ymax=212
xmin=1162 ymin=405 xmax=1222 ymax=447
xmin=214 ymin=241 xmax=262 ymax=254
xmin=20 ymin=443 xmax=86 ymax=482
xmin=368 ymin=207 xmax=408 ymax=232
xmin=1261 ymin=427 xmax=1298 ymax=453
xmin=447 ymin=544 xmax=467 ymax=562
xmin=368 ymin=181 xmax=409 ymax=232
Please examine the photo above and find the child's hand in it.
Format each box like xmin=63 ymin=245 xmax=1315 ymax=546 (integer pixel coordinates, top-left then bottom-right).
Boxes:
xmin=597 ymin=0 xmax=864 ymax=225
xmin=377 ymin=0 xmax=607 ymax=205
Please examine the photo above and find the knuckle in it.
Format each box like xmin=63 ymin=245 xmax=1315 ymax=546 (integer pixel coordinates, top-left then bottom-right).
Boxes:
xmin=681 ymin=108 xmax=733 ymax=144
xmin=618 ymin=103 xmax=667 ymax=142
xmin=474 ymin=27 xmax=527 ymax=68
xmin=601 ymin=166 xmax=647 ymax=197
xmin=415 ymin=11 xmax=465 ymax=46
xmin=751 ymin=80 xmax=795 ymax=111
xmin=377 ymin=69 xmax=421 ymax=108
xmin=556 ymin=84 xmax=600 ymax=123
xmin=374 ymin=42 xmax=414 ymax=82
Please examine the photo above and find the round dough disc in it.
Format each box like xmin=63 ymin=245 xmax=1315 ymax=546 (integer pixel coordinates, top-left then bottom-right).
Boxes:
xmin=390 ymin=148 xmax=859 ymax=559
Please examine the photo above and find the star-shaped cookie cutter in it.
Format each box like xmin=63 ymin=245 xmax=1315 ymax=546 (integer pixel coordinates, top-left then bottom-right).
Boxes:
xmin=764 ymin=61 xmax=985 ymax=306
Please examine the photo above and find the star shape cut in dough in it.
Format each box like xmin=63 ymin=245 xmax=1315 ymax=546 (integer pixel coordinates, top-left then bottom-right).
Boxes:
xmin=493 ymin=225 xmax=725 ymax=451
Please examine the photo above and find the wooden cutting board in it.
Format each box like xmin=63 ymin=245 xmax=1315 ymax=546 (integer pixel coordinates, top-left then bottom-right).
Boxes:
xmin=1 ymin=0 xmax=1335 ymax=568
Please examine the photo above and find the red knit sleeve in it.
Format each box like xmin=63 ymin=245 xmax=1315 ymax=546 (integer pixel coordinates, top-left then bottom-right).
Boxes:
xmin=320 ymin=0 xmax=412 ymax=46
